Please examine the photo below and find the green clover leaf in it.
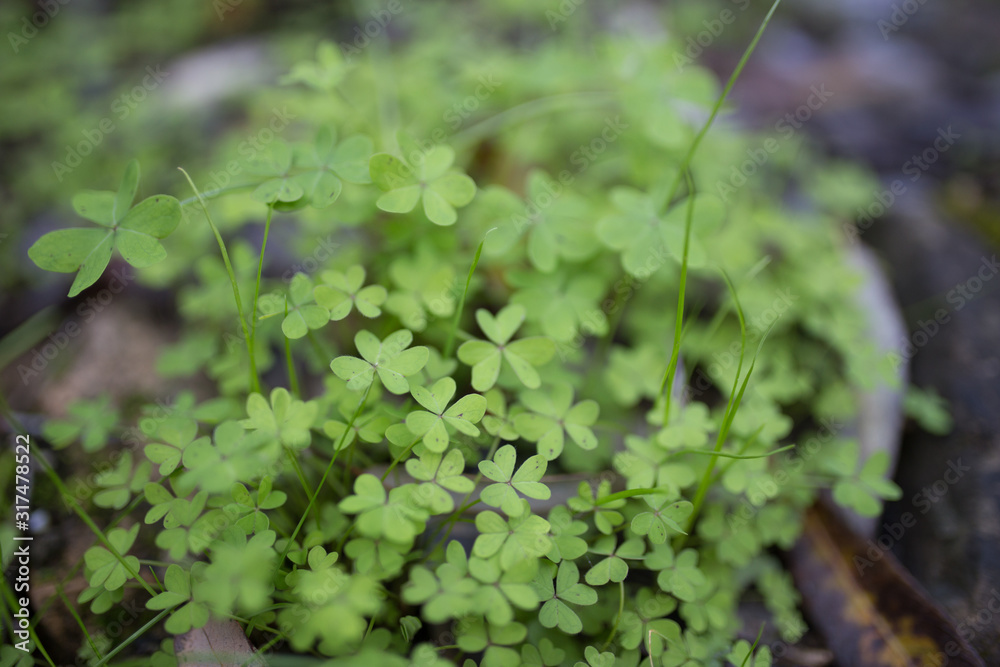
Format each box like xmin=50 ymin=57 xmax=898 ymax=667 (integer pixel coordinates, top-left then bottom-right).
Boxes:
xmin=574 ymin=646 xmax=617 ymax=667
xmin=288 ymin=125 xmax=373 ymax=208
xmin=832 ymin=442 xmax=902 ymax=517
xmin=280 ymin=41 xmax=352 ymax=91
xmin=546 ymin=505 xmax=589 ymax=563
xmin=584 ymin=536 xmax=645 ymax=586
xmin=456 ymin=617 xmax=526 ymax=667
xmin=478 ymin=444 xmax=551 ymax=516
xmin=180 ymin=421 xmax=281 ymax=495
xmin=248 ymin=141 xmax=304 ymax=203
xmin=29 ymin=160 xmax=181 ymax=296
xmin=314 ymin=265 xmax=387 ymax=320
xmin=370 ymin=145 xmax=476 ymax=226
xmin=273 ymin=273 xmax=329 ymax=339
xmin=567 ymin=480 xmax=625 ymax=535
xmin=147 ymin=564 xmax=210 ymax=635
xmin=649 ymin=546 xmax=707 ymax=603
xmin=482 ymin=388 xmax=522 ymax=441
xmin=94 ymin=450 xmax=149 ymax=510
xmin=533 ymin=560 xmax=598 ymax=634
xmin=458 ymin=304 xmax=555 ymax=391
xmin=84 ymin=525 xmax=140 ymax=591
xmin=472 ymin=505 xmax=552 ymax=570
xmin=331 ymin=329 xmax=429 ymax=395
xmin=515 ymin=383 xmax=599 ymax=460
xmin=240 ymin=387 xmax=318 ymax=449
xmin=338 ymin=474 xmax=429 ymax=543
xmin=405 ymin=377 xmax=486 ymax=452
xmin=468 ymin=556 xmax=539 ymax=625
xmin=405 ymin=448 xmax=475 ymax=513
xmin=509 ymin=170 xmax=597 ymax=272
xmin=144 ymin=417 xmax=205 ymax=476
xmin=631 ymin=497 xmax=693 ymax=545
xmin=42 ymin=394 xmax=118 ymax=452
xmin=509 ymin=270 xmax=608 ymax=342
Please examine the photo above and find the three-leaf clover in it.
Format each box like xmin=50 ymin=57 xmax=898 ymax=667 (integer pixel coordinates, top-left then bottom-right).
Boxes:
xmin=478 ymin=444 xmax=551 ymax=516
xmin=146 ymin=564 xmax=210 ymax=634
xmin=532 ymin=560 xmax=598 ymax=634
xmin=515 ymin=383 xmax=599 ymax=460
xmin=84 ymin=524 xmax=141 ymax=591
xmin=458 ymin=305 xmax=555 ymax=391
xmin=274 ymin=273 xmax=329 ymax=339
xmin=314 ymin=265 xmax=387 ymax=320
xmin=289 ymin=126 xmax=373 ymax=207
xmin=631 ymin=497 xmax=693 ymax=544
xmin=144 ymin=417 xmax=205 ymax=476
xmin=29 ymin=160 xmax=181 ymax=296
xmin=405 ymin=377 xmax=486 ymax=452
xmin=584 ymin=536 xmax=645 ymax=586
xmin=42 ymin=394 xmax=119 ymax=452
xmin=405 ymin=448 xmax=475 ymax=513
xmin=648 ymin=546 xmax=707 ymax=602
xmin=240 ymin=387 xmax=318 ymax=449
xmin=370 ymin=145 xmax=476 ymax=226
xmin=338 ymin=474 xmax=428 ymax=543
xmin=331 ymin=329 xmax=429 ymax=394
xmin=831 ymin=442 xmax=902 ymax=517
xmin=472 ymin=505 xmax=552 ymax=570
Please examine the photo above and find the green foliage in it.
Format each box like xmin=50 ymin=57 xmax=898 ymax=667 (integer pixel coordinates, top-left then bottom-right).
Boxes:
xmin=22 ymin=1 xmax=932 ymax=663
xmin=28 ymin=160 xmax=181 ymax=296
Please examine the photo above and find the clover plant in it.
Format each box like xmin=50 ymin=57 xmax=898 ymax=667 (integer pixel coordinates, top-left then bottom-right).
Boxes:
xmin=16 ymin=1 xmax=928 ymax=665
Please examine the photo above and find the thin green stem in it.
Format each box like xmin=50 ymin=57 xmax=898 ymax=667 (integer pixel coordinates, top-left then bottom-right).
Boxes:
xmin=178 ymin=168 xmax=260 ymax=393
xmin=250 ymin=204 xmax=275 ymax=353
xmin=451 ymin=92 xmax=616 ymax=148
xmin=57 ymin=585 xmax=100 ymax=659
xmin=601 ymin=580 xmax=626 ymax=651
xmin=277 ymin=383 xmax=373 ymax=568
xmin=444 ymin=230 xmax=493 ymax=359
xmin=91 ymin=609 xmax=172 ymax=667
xmin=429 ymin=434 xmax=501 ymax=553
xmin=659 ymin=0 xmax=784 ymax=213
xmin=382 ymin=435 xmax=423 ymax=482
xmin=659 ymin=170 xmax=696 ymax=425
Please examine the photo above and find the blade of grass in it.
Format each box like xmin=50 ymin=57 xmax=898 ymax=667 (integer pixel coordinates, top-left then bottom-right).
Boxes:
xmin=660 ymin=0 xmax=784 ymax=213
xmin=179 ymin=168 xmax=261 ymax=394
xmin=444 ymin=229 xmax=494 ymax=358
xmin=250 ymin=203 xmax=275 ymax=359
xmin=659 ymin=170 xmax=697 ymax=425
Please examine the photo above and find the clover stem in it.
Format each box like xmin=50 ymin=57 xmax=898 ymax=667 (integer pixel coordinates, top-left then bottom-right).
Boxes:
xmin=658 ymin=0 xmax=783 ymax=215
xmin=382 ymin=434 xmax=423 ymax=482
xmin=178 ymin=168 xmax=261 ymax=393
xmin=250 ymin=203 xmax=275 ymax=358
xmin=427 ymin=434 xmax=501 ymax=555
xmin=277 ymin=382 xmax=372 ymax=570
xmin=601 ymin=580 xmax=626 ymax=652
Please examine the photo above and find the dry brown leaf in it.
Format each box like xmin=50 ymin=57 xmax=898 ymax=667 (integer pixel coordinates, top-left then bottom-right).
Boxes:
xmin=176 ymin=619 xmax=265 ymax=667
xmin=790 ymin=502 xmax=985 ymax=667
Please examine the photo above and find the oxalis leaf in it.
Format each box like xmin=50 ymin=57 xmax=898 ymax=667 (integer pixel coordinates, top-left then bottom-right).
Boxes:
xmin=29 ymin=159 xmax=181 ymax=296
